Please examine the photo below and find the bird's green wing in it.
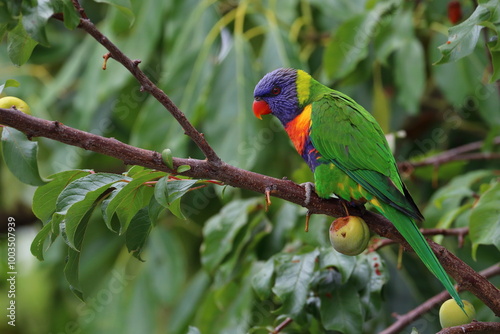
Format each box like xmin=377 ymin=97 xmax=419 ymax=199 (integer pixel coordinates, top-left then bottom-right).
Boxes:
xmin=310 ymin=92 xmax=423 ymax=221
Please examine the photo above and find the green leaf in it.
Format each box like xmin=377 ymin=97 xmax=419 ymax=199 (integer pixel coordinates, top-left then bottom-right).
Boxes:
xmin=490 ymin=49 xmax=500 ymax=82
xmin=252 ymin=259 xmax=275 ymax=300
xmin=0 ymin=79 xmax=20 ymax=94
xmin=318 ymin=247 xmax=357 ymax=284
xmin=101 ymin=181 xmax=128 ymax=231
xmin=55 ymin=173 xmax=125 ymax=249
xmin=176 ymin=165 xmax=191 ymax=173
xmin=395 ymin=38 xmax=425 ymax=114
xmin=63 ymin=205 xmax=95 ymax=301
xmin=65 ymin=246 xmax=84 ymax=301
xmin=1 ymin=127 xmax=46 ymax=186
xmin=429 ymin=170 xmax=492 ymax=209
xmin=324 ymin=1 xmax=395 ymax=79
xmin=423 ymin=170 xmax=493 ymax=228
xmin=148 ymin=195 xmax=165 ymax=224
xmin=21 ymin=0 xmax=55 ymax=46
xmin=62 ymin=0 xmax=81 ymax=30
xmin=319 ymin=283 xmax=363 ymax=333
xmin=125 ymin=207 xmax=152 ymax=261
xmin=434 ymin=1 xmax=496 ymax=64
xmin=166 ymin=198 xmax=186 ymax=220
xmin=433 ymin=203 xmax=472 ymax=243
xmin=161 ymin=148 xmax=174 ymax=170
xmin=103 ymin=170 xmax=163 ymax=233
xmin=33 ymin=170 xmax=91 ymax=222
xmin=154 ymin=177 xmax=198 ymax=219
xmin=201 ymin=198 xmax=260 ymax=272
xmin=215 ymin=211 xmax=270 ymax=284
xmin=7 ymin=17 xmax=38 ymax=65
xmin=469 ymin=181 xmax=500 ymax=259
xmin=124 ymin=165 xmax=147 ymax=177
xmin=272 ymin=249 xmax=319 ymax=317
xmin=374 ymin=7 xmax=413 ymax=65
xmin=30 ymin=221 xmax=53 ymax=261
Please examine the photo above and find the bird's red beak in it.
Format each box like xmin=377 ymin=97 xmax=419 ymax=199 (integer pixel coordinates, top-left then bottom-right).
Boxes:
xmin=253 ymin=99 xmax=271 ymax=120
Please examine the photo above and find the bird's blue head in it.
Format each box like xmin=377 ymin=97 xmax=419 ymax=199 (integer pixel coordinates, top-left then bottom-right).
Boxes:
xmin=253 ymin=68 xmax=301 ymax=125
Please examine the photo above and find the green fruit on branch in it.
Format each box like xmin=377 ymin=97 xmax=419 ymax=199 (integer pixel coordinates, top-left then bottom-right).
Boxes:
xmin=439 ymin=299 xmax=475 ymax=328
xmin=329 ymin=216 xmax=370 ymax=256
xmin=0 ymin=96 xmax=31 ymax=114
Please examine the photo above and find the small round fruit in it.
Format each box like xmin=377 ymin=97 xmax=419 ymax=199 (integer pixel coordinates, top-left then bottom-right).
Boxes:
xmin=439 ymin=299 xmax=476 ymax=328
xmin=329 ymin=216 xmax=370 ymax=256
xmin=0 ymin=96 xmax=31 ymax=114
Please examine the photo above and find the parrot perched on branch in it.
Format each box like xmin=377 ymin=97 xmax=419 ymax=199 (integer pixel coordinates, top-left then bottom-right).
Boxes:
xmin=252 ymin=68 xmax=464 ymax=310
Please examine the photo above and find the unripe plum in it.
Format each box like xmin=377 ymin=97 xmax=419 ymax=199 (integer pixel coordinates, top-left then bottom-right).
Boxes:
xmin=439 ymin=299 xmax=475 ymax=328
xmin=0 ymin=96 xmax=31 ymax=115
xmin=329 ymin=216 xmax=370 ymax=256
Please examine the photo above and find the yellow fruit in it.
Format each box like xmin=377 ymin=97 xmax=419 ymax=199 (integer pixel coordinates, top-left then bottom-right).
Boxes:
xmin=0 ymin=96 xmax=31 ymax=115
xmin=329 ymin=216 xmax=370 ymax=256
xmin=439 ymin=299 xmax=476 ymax=328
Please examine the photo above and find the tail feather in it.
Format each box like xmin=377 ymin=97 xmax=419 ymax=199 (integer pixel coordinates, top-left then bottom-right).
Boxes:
xmin=379 ymin=203 xmax=464 ymax=310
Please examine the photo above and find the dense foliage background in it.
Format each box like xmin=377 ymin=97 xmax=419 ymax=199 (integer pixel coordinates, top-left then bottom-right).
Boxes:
xmin=0 ymin=0 xmax=499 ymax=333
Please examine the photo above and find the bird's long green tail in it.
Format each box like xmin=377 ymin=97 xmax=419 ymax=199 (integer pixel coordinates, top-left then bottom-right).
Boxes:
xmin=378 ymin=203 xmax=464 ymax=310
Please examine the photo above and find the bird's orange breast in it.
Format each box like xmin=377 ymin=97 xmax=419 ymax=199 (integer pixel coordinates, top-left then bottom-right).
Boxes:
xmin=284 ymin=105 xmax=312 ymax=155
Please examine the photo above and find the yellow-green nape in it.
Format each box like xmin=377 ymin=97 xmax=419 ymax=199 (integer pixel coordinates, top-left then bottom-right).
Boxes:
xmin=296 ymin=70 xmax=311 ymax=105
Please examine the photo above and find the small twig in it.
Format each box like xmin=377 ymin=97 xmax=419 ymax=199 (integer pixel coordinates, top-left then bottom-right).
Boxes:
xmin=53 ymin=15 xmax=221 ymax=165
xmin=188 ymin=184 xmax=208 ymax=192
xmin=102 ymin=53 xmax=112 ymax=70
xmin=304 ymin=211 xmax=311 ymax=232
xmin=272 ymin=317 xmax=293 ymax=333
xmin=71 ymin=0 xmax=88 ymax=19
xmin=399 ymin=136 xmax=500 ymax=171
xmin=265 ymin=186 xmax=272 ymax=211
xmin=143 ymin=181 xmax=158 ymax=186
xmin=203 ymin=180 xmax=225 ymax=186
xmin=370 ymin=228 xmax=469 ymax=251
xmin=381 ymin=264 xmax=500 ymax=334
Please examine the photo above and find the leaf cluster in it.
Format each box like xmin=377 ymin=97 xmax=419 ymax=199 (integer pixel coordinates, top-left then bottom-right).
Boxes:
xmin=1 ymin=1 xmax=499 ymax=334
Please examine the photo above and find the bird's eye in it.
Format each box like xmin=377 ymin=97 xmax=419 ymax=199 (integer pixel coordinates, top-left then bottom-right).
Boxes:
xmin=271 ymin=86 xmax=281 ymax=95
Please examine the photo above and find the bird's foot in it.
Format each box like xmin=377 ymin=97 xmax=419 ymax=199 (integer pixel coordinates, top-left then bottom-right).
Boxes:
xmin=300 ymin=182 xmax=315 ymax=207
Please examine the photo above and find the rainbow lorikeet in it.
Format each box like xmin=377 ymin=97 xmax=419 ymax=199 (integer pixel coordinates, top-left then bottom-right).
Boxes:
xmin=252 ymin=68 xmax=463 ymax=310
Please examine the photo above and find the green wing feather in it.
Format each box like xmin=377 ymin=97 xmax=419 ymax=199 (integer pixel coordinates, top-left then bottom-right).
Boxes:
xmin=310 ymin=92 xmax=422 ymax=220
xmin=309 ymin=91 xmax=464 ymax=310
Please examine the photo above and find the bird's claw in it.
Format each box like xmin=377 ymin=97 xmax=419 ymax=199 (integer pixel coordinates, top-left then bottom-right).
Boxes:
xmin=300 ymin=182 xmax=315 ymax=207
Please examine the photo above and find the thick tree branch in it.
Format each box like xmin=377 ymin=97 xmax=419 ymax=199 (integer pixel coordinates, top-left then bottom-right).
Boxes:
xmin=1 ymin=107 xmax=499 ymax=316
xmin=438 ymin=321 xmax=500 ymax=334
xmin=381 ymin=264 xmax=500 ymax=334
